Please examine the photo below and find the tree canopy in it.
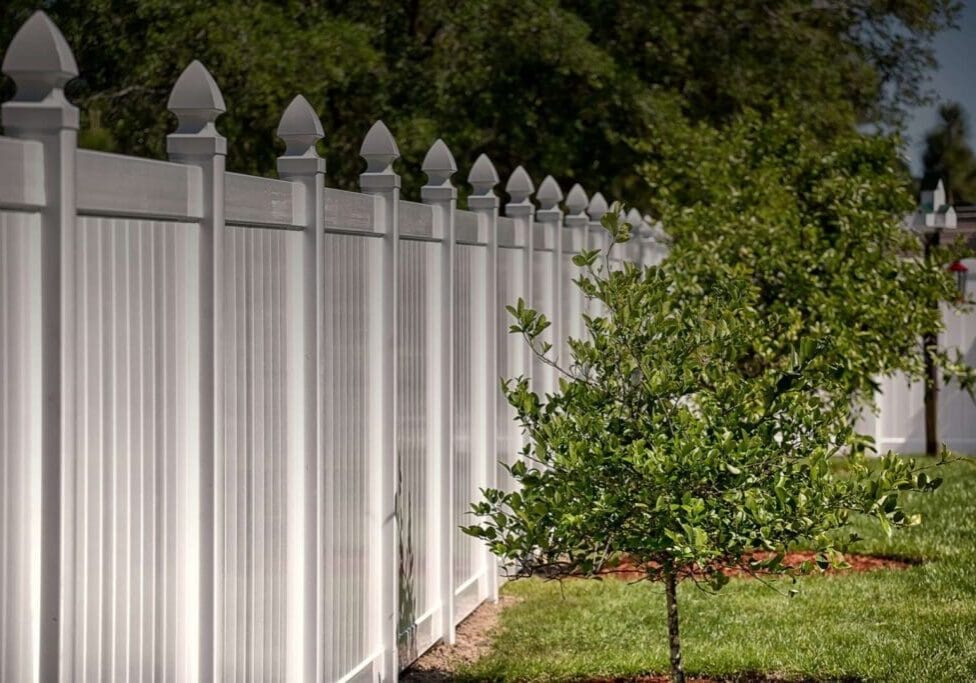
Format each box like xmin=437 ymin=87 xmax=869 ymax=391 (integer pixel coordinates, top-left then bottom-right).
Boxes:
xmin=0 ymin=0 xmax=962 ymax=203
xmin=641 ymin=111 xmax=976 ymax=408
xmin=466 ymin=211 xmax=945 ymax=683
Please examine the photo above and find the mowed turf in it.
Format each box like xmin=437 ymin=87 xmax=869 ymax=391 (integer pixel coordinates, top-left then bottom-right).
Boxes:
xmin=457 ymin=458 xmax=976 ymax=682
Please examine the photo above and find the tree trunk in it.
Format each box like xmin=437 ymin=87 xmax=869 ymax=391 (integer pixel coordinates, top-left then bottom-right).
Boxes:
xmin=924 ymin=329 xmax=939 ymax=457
xmin=923 ymin=232 xmax=940 ymax=457
xmin=664 ymin=567 xmax=685 ymax=683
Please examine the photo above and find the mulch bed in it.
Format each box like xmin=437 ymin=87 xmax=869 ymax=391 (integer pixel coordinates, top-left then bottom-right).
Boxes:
xmin=595 ymin=551 xmax=918 ymax=582
xmin=584 ymin=675 xmax=863 ymax=682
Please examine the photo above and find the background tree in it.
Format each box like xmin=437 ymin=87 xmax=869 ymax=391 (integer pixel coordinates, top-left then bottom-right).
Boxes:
xmin=922 ymin=102 xmax=976 ymax=204
xmin=466 ymin=212 xmax=943 ymax=683
xmin=0 ymin=0 xmax=962 ymax=203
xmin=640 ymin=111 xmax=975 ymax=425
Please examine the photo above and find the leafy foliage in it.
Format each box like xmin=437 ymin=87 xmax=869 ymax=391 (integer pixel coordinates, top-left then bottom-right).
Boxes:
xmin=0 ymin=1 xmax=961 ymax=203
xmin=640 ymin=112 xmax=976 ymax=408
xmin=467 ymin=211 xmax=942 ymax=586
xmin=465 ymin=207 xmax=948 ymax=681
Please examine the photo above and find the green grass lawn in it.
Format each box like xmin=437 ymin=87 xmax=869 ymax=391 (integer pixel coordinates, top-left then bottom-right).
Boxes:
xmin=457 ymin=458 xmax=976 ymax=682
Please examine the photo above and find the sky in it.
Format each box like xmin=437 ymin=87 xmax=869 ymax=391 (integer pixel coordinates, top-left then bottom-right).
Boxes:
xmin=905 ymin=0 xmax=976 ymax=175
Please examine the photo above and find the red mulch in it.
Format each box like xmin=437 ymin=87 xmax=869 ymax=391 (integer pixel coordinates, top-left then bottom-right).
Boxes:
xmin=585 ymin=676 xmax=859 ymax=682
xmin=596 ymin=551 xmax=917 ymax=582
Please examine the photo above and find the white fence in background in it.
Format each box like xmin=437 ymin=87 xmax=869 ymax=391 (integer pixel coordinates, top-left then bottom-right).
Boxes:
xmin=0 ymin=12 xmax=667 ymax=683
xmin=859 ymin=293 xmax=976 ymax=454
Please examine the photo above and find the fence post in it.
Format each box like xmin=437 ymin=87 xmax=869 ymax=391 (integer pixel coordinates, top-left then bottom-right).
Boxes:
xmin=420 ymin=139 xmax=458 ymax=644
xmin=467 ymin=153 xmax=501 ymax=603
xmin=359 ymin=120 xmax=401 ymax=681
xmin=166 ymin=59 xmax=227 ymax=682
xmin=1 ymin=12 xmax=78 ymax=681
xmin=586 ymin=193 xmax=609 ymax=317
xmin=587 ymin=192 xmax=608 ymax=248
xmin=276 ymin=95 xmax=324 ymax=683
xmin=564 ymin=184 xmax=589 ymax=347
xmin=638 ymin=215 xmax=656 ymax=268
xmin=565 ymin=184 xmax=589 ymax=243
xmin=536 ymin=176 xmax=564 ymax=381
xmin=626 ymin=209 xmax=644 ymax=265
xmin=504 ymin=166 xmax=536 ymax=452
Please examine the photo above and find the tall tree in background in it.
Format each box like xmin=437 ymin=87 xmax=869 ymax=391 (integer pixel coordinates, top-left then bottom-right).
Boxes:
xmin=0 ymin=0 xmax=962 ymax=202
xmin=923 ymin=102 xmax=976 ymax=204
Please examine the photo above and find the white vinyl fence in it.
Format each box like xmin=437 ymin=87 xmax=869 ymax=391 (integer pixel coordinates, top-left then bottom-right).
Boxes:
xmin=0 ymin=12 xmax=666 ymax=683
xmin=858 ymin=295 xmax=976 ymax=454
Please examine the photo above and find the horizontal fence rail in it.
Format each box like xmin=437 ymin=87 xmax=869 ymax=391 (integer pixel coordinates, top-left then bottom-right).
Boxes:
xmin=0 ymin=11 xmax=667 ymax=683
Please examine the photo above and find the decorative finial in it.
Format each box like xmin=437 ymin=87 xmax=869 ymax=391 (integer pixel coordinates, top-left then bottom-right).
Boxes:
xmin=536 ymin=175 xmax=563 ymax=211
xmin=626 ymin=208 xmax=643 ymax=228
xmin=1 ymin=11 xmax=78 ymax=102
xmin=505 ymin=165 xmax=535 ymax=203
xmin=421 ymin=138 xmax=457 ymax=186
xmin=587 ymin=192 xmax=608 ymax=221
xmin=565 ymin=184 xmax=588 ymax=216
xmin=360 ymin=120 xmax=399 ymax=173
xmin=468 ymin=153 xmax=500 ymax=195
xmin=167 ymin=60 xmax=225 ymax=135
xmin=277 ymin=95 xmax=323 ymax=157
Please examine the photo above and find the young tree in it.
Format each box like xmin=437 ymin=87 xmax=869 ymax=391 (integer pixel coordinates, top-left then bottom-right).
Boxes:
xmin=465 ymin=212 xmax=944 ymax=683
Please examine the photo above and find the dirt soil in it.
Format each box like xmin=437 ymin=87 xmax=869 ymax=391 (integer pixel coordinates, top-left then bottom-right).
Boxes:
xmin=403 ymin=552 xmax=912 ymax=681
xmin=402 ymin=595 xmax=518 ymax=681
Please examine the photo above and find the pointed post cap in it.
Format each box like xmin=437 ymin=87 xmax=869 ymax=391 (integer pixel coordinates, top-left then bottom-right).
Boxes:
xmin=167 ymin=61 xmax=225 ymax=134
xmin=565 ymin=183 xmax=588 ymax=216
xmin=626 ymin=208 xmax=643 ymax=227
xmin=2 ymin=11 xmax=78 ymax=101
xmin=422 ymin=138 xmax=457 ymax=186
xmin=469 ymin=153 xmax=500 ymax=195
xmin=536 ymin=175 xmax=563 ymax=211
xmin=506 ymin=165 xmax=535 ymax=203
xmin=587 ymin=192 xmax=609 ymax=221
xmin=277 ymin=95 xmax=323 ymax=157
xmin=360 ymin=120 xmax=399 ymax=173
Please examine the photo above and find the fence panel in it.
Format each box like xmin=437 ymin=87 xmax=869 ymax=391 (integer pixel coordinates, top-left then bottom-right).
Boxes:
xmin=396 ymin=201 xmax=443 ymax=660
xmin=871 ymin=303 xmax=976 ymax=454
xmin=216 ymin=224 xmax=303 ymax=680
xmin=321 ymin=225 xmax=385 ymax=681
xmin=0 ymin=208 xmax=42 ymax=683
xmin=496 ymin=215 xmax=529 ymax=492
xmin=62 ymin=214 xmax=200 ymax=682
xmin=453 ymin=210 xmax=490 ymax=622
